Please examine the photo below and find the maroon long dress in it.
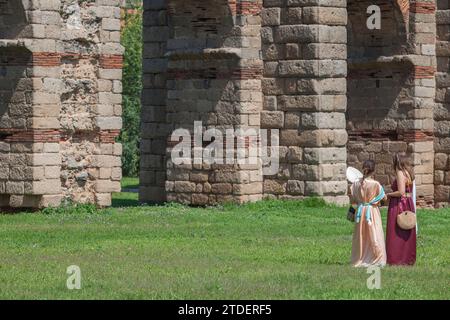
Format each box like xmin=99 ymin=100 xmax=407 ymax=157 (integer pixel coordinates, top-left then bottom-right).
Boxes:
xmin=386 ymin=179 xmax=416 ymax=265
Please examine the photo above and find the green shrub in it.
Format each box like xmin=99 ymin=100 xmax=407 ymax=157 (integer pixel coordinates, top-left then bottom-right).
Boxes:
xmin=119 ymin=6 xmax=142 ymax=177
xmin=41 ymin=203 xmax=100 ymax=215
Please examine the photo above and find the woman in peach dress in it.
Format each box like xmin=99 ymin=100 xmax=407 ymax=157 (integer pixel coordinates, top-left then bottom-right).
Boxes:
xmin=350 ymin=160 xmax=387 ymax=267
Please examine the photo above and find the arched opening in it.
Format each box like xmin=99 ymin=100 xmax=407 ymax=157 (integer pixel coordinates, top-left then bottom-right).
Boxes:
xmin=140 ymin=0 xmax=264 ymax=205
xmin=346 ymin=0 xmax=413 ymax=188
xmin=0 ymin=45 xmax=32 ymax=206
xmin=347 ymin=0 xmax=408 ymax=59
xmin=0 ymin=0 xmax=28 ymax=39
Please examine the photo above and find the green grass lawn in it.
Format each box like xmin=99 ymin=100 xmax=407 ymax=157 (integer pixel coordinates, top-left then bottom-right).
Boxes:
xmin=121 ymin=177 xmax=139 ymax=190
xmin=112 ymin=176 xmax=139 ymax=207
xmin=0 ymin=179 xmax=449 ymax=299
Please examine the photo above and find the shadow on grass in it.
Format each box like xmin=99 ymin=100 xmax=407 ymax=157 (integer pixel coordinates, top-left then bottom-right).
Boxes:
xmin=0 ymin=207 xmax=38 ymax=215
xmin=112 ymin=192 xmax=140 ymax=208
xmin=110 ymin=194 xmax=336 ymax=210
xmin=111 ymin=191 xmax=167 ymax=208
xmin=121 ymin=177 xmax=139 ymax=190
xmin=112 ymin=197 xmax=140 ymax=208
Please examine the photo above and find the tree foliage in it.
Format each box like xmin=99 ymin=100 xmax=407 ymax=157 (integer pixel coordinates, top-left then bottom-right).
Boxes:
xmin=119 ymin=6 xmax=142 ymax=177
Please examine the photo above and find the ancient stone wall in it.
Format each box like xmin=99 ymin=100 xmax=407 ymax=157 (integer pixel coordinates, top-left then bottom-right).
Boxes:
xmin=0 ymin=0 xmax=124 ymax=208
xmin=348 ymin=0 xmax=408 ymax=58
xmin=141 ymin=0 xmax=350 ymax=205
xmin=141 ymin=0 xmax=264 ymax=205
xmin=260 ymin=0 xmax=348 ymax=204
xmin=347 ymin=0 xmax=436 ymax=207
xmin=140 ymin=0 xmax=168 ymax=203
xmin=347 ymin=0 xmax=412 ymax=192
xmin=58 ymin=1 xmax=123 ymax=206
xmin=404 ymin=0 xmax=436 ymax=207
xmin=0 ymin=0 xmax=28 ymax=39
xmin=1 ymin=0 xmax=448 ymax=208
xmin=435 ymin=0 xmax=450 ymax=207
xmin=140 ymin=0 xmax=447 ymax=207
xmin=0 ymin=44 xmax=35 ymax=207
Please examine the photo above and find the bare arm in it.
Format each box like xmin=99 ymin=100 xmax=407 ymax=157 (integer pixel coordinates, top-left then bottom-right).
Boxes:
xmin=388 ymin=171 xmax=406 ymax=198
xmin=382 ymin=185 xmax=388 ymax=202
xmin=349 ymin=184 xmax=357 ymax=205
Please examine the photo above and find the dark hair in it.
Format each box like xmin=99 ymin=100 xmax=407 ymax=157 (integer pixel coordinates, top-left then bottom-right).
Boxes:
xmin=363 ymin=160 xmax=375 ymax=178
xmin=393 ymin=153 xmax=415 ymax=183
xmin=362 ymin=160 xmax=375 ymax=183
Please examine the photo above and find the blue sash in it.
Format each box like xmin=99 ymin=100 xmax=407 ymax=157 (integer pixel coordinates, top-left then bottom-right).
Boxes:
xmin=356 ymin=186 xmax=385 ymax=225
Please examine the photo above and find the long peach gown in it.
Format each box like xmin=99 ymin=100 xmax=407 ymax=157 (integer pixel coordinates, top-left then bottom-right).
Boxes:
xmin=350 ymin=178 xmax=387 ymax=267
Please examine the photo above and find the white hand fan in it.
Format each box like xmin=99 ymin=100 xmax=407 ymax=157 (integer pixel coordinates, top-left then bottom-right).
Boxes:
xmin=346 ymin=167 xmax=363 ymax=183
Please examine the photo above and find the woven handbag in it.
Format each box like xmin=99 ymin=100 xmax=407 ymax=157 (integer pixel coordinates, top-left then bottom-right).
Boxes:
xmin=397 ymin=210 xmax=416 ymax=230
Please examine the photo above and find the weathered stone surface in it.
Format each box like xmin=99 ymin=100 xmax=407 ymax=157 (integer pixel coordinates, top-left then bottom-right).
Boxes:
xmin=0 ymin=0 xmax=123 ymax=208
xmin=2 ymin=0 xmax=446 ymax=208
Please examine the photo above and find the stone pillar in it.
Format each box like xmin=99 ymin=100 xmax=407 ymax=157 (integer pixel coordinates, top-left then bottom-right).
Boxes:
xmin=58 ymin=0 xmax=124 ymax=207
xmin=346 ymin=0 xmax=436 ymax=208
xmin=0 ymin=42 xmax=39 ymax=208
xmin=140 ymin=0 xmax=169 ymax=203
xmin=1 ymin=0 xmax=124 ymax=209
xmin=408 ymin=0 xmax=436 ymax=207
xmin=0 ymin=0 xmax=62 ymax=208
xmin=261 ymin=0 xmax=348 ymax=205
xmin=162 ymin=0 xmax=264 ymax=205
xmin=435 ymin=0 xmax=450 ymax=207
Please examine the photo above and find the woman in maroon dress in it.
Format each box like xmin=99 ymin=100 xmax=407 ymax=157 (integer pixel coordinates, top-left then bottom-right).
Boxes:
xmin=386 ymin=153 xmax=416 ymax=266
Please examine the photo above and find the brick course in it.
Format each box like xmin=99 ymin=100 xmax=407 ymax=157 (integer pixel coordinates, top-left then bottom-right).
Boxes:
xmin=139 ymin=0 xmax=448 ymax=208
xmin=2 ymin=0 xmax=450 ymax=208
xmin=0 ymin=0 xmax=124 ymax=208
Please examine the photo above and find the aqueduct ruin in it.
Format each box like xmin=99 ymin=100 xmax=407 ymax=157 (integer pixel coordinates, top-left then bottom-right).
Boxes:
xmin=1 ymin=0 xmax=450 ymax=208
xmin=0 ymin=0 xmax=123 ymax=208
